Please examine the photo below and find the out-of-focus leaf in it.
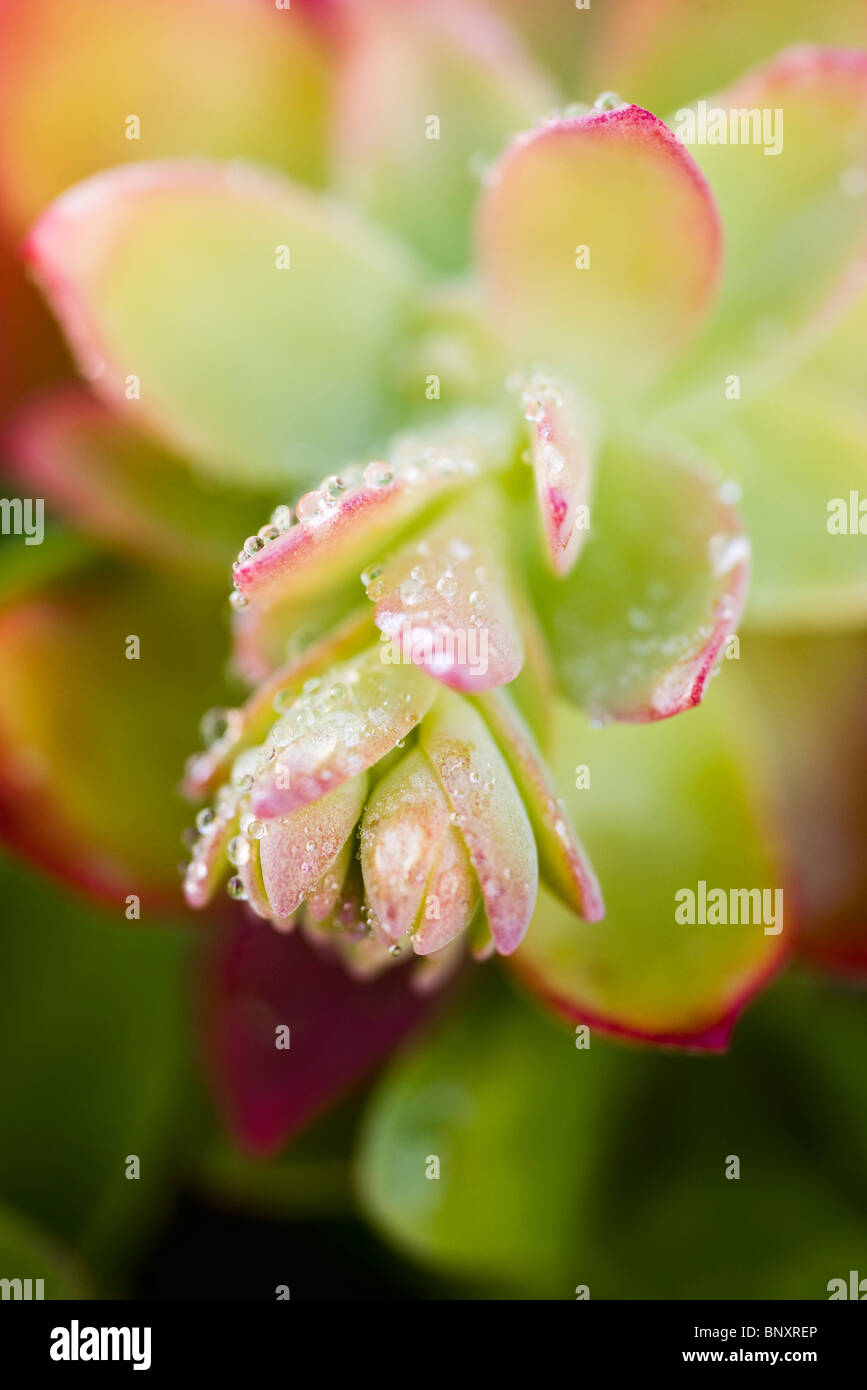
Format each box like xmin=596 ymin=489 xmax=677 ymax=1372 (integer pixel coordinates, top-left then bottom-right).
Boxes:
xmin=582 ymin=971 xmax=867 ymax=1297
xmin=199 ymin=914 xmax=435 ymax=1156
xmin=0 ymin=855 xmax=192 ymax=1283
xmin=589 ymin=0 xmax=866 ymax=116
xmin=356 ymin=973 xmax=627 ymax=1295
xmin=0 ymin=563 xmax=231 ymax=903
xmin=740 ymin=633 xmax=867 ymax=978
xmin=0 ymin=1201 xmax=89 ymax=1298
xmin=0 ymin=0 xmax=331 ymax=233
xmin=687 ymin=384 xmax=867 ymax=629
xmin=670 ymin=48 xmax=867 ymax=404
xmin=512 ymin=692 xmax=787 ymax=1047
xmin=333 ymin=0 xmax=553 ymax=271
xmin=25 ymin=161 xmax=421 ymax=488
xmin=4 ymin=387 xmax=268 ymax=578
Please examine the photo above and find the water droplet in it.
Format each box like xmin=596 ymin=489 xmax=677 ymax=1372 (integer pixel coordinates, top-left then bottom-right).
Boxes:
xmin=271 ymin=504 xmax=293 ymax=531
xmin=229 ymin=590 xmax=249 ymax=611
xmin=227 ymin=835 xmax=251 ymax=868
xmin=227 ymin=876 xmax=247 ymax=901
xmin=436 ymin=574 xmax=458 ymax=599
xmin=244 ymin=535 xmax=265 ymax=556
xmin=400 ymin=578 xmax=423 ymax=606
xmin=195 ymin=807 xmax=215 ymax=833
xmin=363 ymin=462 xmax=393 ymax=488
xmin=593 ymin=91 xmax=622 ymax=111
xmin=388 ymin=944 xmax=402 ymax=957
xmin=541 ymin=444 xmax=565 ymax=478
xmin=200 ymin=706 xmax=239 ymax=747
xmin=469 ymin=589 xmax=487 ymax=610
xmin=296 ymin=490 xmax=324 ymax=521
xmin=708 ymin=533 xmax=749 ymax=576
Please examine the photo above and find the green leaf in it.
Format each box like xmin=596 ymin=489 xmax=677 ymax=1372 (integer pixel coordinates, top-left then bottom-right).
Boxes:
xmin=5 ymin=387 xmax=270 ymax=579
xmin=531 ymin=437 xmax=748 ymax=722
xmin=581 ymin=972 xmax=867 ymax=1297
xmin=512 ymin=690 xmax=787 ymax=1047
xmin=332 ymin=0 xmax=553 ymax=272
xmin=0 ymin=855 xmax=193 ymax=1284
xmin=476 ymin=105 xmax=721 ymax=393
xmin=0 ymin=0 xmax=332 ymax=233
xmin=687 ymin=383 xmax=867 ymax=628
xmin=667 ymin=48 xmax=867 ymax=408
xmin=0 ymin=563 xmax=232 ymax=902
xmin=356 ymin=975 xmax=626 ymax=1295
xmin=26 ymin=161 xmax=421 ymax=488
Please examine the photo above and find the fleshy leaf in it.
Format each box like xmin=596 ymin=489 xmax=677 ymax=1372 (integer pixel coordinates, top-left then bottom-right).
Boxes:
xmin=420 ymin=691 xmax=537 ymax=954
xmin=182 ymin=786 xmax=242 ymax=912
xmin=670 ymin=47 xmax=867 ymax=400
xmin=687 ymin=383 xmax=867 ymax=629
xmin=25 ymin=160 xmax=420 ymax=487
xmin=258 ymin=775 xmax=367 ymax=921
xmin=4 ymin=386 xmax=267 ymax=577
xmin=511 ymin=695 xmax=788 ymax=1049
xmin=0 ymin=0 xmax=331 ymax=233
xmin=251 ymin=648 xmax=438 ymax=818
xmin=231 ymin=416 xmax=506 ymax=612
xmin=533 ymin=438 xmax=748 ymax=722
xmin=356 ymin=973 xmax=627 ymax=1295
xmin=0 ymin=565 xmax=230 ymax=904
xmin=201 ymin=913 xmax=434 ymax=1156
xmin=589 ymin=0 xmax=867 ymax=116
xmin=412 ymin=825 xmax=478 ymax=957
xmin=740 ymin=635 xmax=867 ymax=979
xmin=333 ymin=0 xmax=554 ymax=271
xmin=371 ymin=490 xmax=524 ymax=692
xmin=184 ymin=609 xmax=374 ymax=801
xmin=476 ymin=105 xmax=721 ymax=391
xmin=359 ymin=750 xmax=451 ymax=943
xmin=477 ymin=687 xmax=602 ymax=922
xmin=519 ymin=372 xmax=596 ymax=576
xmin=0 ymin=855 xmax=189 ymax=1275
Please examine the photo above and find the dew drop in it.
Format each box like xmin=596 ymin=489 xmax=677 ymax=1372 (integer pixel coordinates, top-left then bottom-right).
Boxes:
xmin=436 ymin=574 xmax=458 ymax=599
xmin=296 ymin=490 xmax=324 ymax=521
xmin=227 ymin=835 xmax=251 ymax=868
xmin=363 ymin=462 xmax=393 ymax=488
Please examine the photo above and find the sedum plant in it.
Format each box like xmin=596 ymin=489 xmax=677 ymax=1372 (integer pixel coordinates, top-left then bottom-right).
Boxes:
xmin=0 ymin=0 xmax=865 ymax=1292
